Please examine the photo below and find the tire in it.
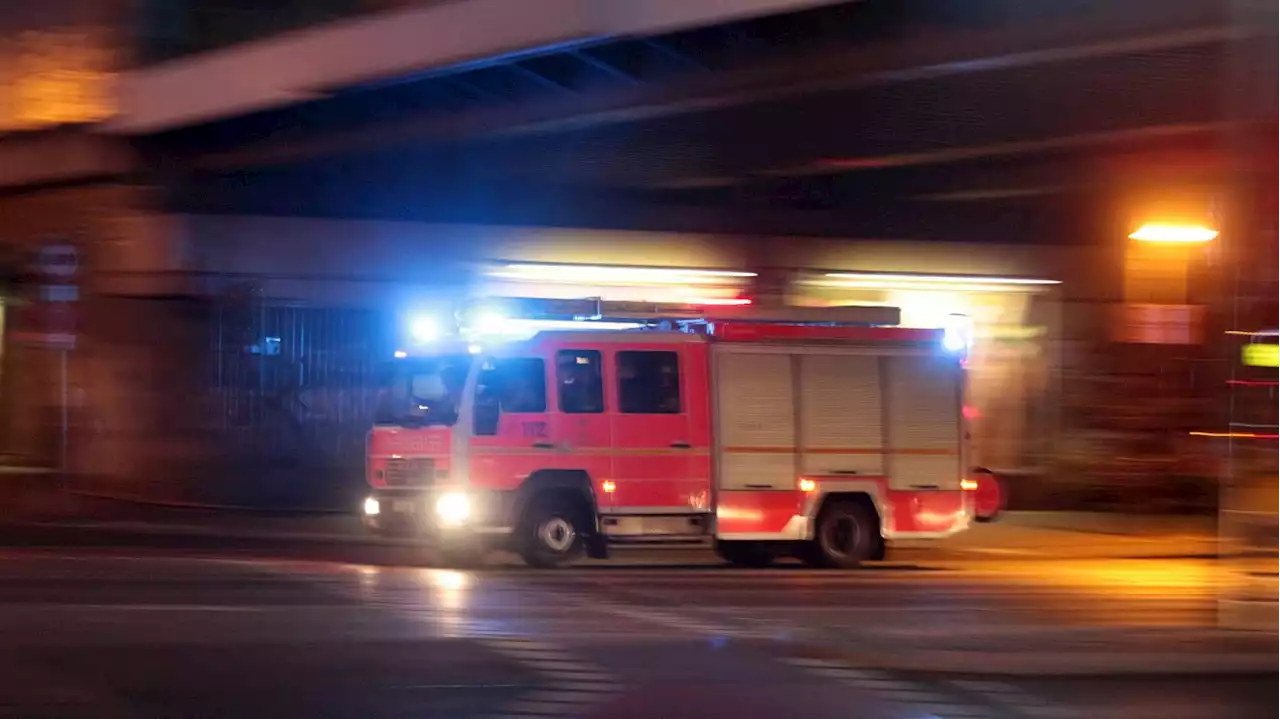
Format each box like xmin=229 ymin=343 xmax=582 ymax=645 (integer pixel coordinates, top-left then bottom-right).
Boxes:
xmin=870 ymin=537 xmax=887 ymax=561
xmin=518 ymin=499 xmax=587 ymax=568
xmin=809 ymin=499 xmax=879 ymax=569
xmin=715 ymin=540 xmax=774 ymax=568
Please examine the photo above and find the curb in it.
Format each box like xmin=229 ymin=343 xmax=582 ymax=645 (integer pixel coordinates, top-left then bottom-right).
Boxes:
xmin=69 ymin=490 xmax=350 ymax=515
xmin=997 ymin=511 xmax=1217 ymax=538
xmin=0 ymin=520 xmax=409 ymax=548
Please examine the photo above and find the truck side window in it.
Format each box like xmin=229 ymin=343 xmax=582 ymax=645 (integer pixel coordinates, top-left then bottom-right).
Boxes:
xmin=617 ymin=351 xmax=681 ymax=414
xmin=556 ymin=350 xmax=603 ymax=414
xmin=498 ymin=358 xmax=547 ymax=413
xmin=475 ymin=358 xmax=546 ymax=418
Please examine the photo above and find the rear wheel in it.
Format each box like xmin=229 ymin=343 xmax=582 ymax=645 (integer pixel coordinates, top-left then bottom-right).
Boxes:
xmin=518 ymin=500 xmax=587 ymax=568
xmin=807 ymin=500 xmax=879 ymax=569
xmin=715 ymin=540 xmax=775 ymax=568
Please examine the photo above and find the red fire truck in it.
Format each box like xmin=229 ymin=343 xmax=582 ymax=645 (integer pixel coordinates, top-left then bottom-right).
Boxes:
xmin=362 ymin=298 xmax=979 ymax=567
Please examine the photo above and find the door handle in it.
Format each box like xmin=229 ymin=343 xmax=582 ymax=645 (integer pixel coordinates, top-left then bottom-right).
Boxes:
xmin=532 ymin=442 xmax=555 ymax=449
xmin=744 ymin=483 xmax=773 ymax=489
xmin=669 ymin=441 xmax=692 ymax=449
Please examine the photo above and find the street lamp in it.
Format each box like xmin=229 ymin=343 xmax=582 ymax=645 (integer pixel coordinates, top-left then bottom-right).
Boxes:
xmin=1128 ymin=223 xmax=1220 ymax=243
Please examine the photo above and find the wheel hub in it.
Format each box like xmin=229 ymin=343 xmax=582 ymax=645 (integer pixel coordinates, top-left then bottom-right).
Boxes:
xmin=538 ymin=517 xmax=575 ymax=553
xmin=823 ymin=514 xmax=861 ymax=557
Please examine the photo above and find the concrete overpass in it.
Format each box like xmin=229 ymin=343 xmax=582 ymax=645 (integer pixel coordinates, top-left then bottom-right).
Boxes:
xmin=3 ymin=0 xmax=1275 ymax=284
xmin=144 ymin=0 xmax=1274 ymax=244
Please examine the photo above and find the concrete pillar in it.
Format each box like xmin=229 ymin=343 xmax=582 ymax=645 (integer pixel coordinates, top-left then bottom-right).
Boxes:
xmin=0 ymin=126 xmax=212 ymax=503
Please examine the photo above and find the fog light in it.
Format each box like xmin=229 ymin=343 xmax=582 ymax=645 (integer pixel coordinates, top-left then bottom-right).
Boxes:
xmin=363 ymin=496 xmax=381 ymax=516
xmin=435 ymin=492 xmax=471 ymax=526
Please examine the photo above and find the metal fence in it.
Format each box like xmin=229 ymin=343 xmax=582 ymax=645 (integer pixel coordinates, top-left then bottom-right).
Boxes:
xmin=208 ymin=287 xmax=395 ymax=467
xmin=57 ymin=289 xmax=398 ymax=508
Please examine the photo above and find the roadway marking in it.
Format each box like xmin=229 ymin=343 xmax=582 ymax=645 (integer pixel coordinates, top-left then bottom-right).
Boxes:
xmin=783 ymin=657 xmax=995 ymax=718
xmin=557 ymin=574 xmax=1095 ymax=717
xmin=478 ymin=637 xmax=621 ymax=719
xmin=551 ymin=575 xmax=800 ymax=639
xmin=520 ymin=690 xmax=607 ymax=704
xmin=587 ymin=600 xmax=749 ymax=636
xmin=563 ymin=588 xmax=998 ymax=718
xmin=497 ymin=700 xmax=587 ymax=716
xmin=390 ymin=682 xmax=531 ymax=690
xmin=241 ymin=562 xmax=623 ymax=719
xmin=948 ymin=679 xmax=1075 ymax=719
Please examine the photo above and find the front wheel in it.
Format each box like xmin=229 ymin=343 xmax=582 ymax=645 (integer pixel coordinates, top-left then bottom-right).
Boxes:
xmin=518 ymin=501 xmax=587 ymax=568
xmin=806 ymin=500 xmax=879 ymax=569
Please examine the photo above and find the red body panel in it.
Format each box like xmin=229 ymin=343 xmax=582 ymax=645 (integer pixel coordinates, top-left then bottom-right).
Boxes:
xmin=368 ymin=426 xmax=451 ymax=456
xmin=601 ymin=342 xmax=711 ymax=512
xmin=716 ymin=490 xmax=803 ymax=534
xmin=459 ymin=337 xmax=714 ymax=514
xmin=366 ymin=426 xmax=452 ymax=489
xmin=712 ymin=474 xmax=970 ymax=539
xmin=885 ymin=488 xmax=968 ymax=534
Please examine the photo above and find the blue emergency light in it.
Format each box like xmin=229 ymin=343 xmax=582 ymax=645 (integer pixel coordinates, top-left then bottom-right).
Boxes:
xmin=942 ymin=313 xmax=973 ymax=355
xmin=396 ymin=300 xmax=649 ymax=358
xmin=408 ymin=315 xmax=441 ymax=343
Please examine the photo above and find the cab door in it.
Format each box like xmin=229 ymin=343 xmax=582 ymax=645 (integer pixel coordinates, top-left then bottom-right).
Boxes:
xmin=469 ymin=353 xmax=555 ymax=491
xmin=549 ymin=347 xmax=612 ymax=492
xmin=607 ymin=343 xmax=708 ymax=514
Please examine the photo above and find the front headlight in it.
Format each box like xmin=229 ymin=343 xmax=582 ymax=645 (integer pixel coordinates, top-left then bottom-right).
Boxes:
xmin=434 ymin=492 xmax=471 ymax=526
xmin=362 ymin=496 xmax=381 ymax=516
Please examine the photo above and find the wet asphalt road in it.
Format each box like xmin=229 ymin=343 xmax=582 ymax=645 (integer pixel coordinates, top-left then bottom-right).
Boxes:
xmin=0 ymin=546 xmax=1275 ymax=719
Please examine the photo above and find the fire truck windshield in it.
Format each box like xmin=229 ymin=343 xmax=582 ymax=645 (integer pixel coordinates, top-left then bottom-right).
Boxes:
xmin=374 ymin=355 xmax=471 ymax=427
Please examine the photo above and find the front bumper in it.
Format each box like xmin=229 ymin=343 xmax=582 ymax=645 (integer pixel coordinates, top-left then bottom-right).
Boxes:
xmin=360 ymin=490 xmax=430 ymax=535
xmin=360 ymin=487 xmax=509 ymax=538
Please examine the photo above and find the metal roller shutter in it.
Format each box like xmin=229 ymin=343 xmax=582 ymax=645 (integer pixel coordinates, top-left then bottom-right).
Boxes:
xmin=884 ymin=355 xmax=962 ymax=490
xmin=798 ymin=354 xmax=884 ymax=477
xmin=715 ymin=351 xmax=796 ymax=490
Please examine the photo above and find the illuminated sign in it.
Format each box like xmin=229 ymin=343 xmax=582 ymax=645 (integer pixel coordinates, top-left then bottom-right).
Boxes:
xmin=1128 ymin=223 xmax=1219 ymax=243
xmin=1114 ymin=303 xmax=1203 ymax=345
xmin=1242 ymin=344 xmax=1279 ymax=368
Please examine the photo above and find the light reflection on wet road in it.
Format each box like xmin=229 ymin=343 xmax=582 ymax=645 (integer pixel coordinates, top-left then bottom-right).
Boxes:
xmin=0 ymin=552 xmax=1273 ymax=718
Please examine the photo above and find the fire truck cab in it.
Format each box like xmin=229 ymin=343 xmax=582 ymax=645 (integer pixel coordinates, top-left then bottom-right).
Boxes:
xmin=362 ymin=299 xmax=976 ymax=568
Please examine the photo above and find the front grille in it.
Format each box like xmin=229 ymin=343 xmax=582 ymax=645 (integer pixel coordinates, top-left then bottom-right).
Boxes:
xmin=383 ymin=458 xmax=436 ymax=488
